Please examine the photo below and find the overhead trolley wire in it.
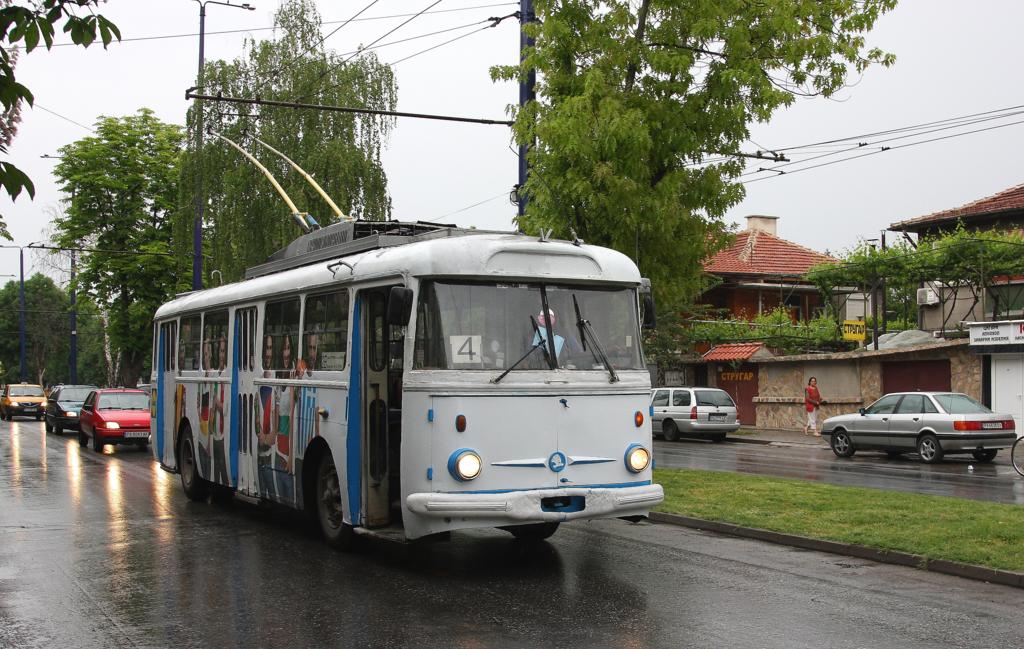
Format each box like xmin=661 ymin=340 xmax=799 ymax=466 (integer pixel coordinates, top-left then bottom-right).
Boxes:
xmin=389 ymin=12 xmax=517 ymax=66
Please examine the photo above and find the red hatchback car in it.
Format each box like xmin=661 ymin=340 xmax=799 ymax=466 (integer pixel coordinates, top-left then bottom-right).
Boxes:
xmin=78 ymin=389 xmax=151 ymax=452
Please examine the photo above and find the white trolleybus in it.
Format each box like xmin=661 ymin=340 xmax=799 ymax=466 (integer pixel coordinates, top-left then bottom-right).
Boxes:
xmin=150 ymin=220 xmax=663 ymax=546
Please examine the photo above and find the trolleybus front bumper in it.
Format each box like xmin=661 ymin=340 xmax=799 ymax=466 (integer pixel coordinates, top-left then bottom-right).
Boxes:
xmin=406 ymin=483 xmax=664 ymax=522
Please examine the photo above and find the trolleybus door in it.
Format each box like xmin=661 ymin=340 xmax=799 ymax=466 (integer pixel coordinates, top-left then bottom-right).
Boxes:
xmin=155 ymin=320 xmax=177 ymax=469
xmin=233 ymin=306 xmax=259 ymax=496
xmin=361 ymin=288 xmax=391 ymax=526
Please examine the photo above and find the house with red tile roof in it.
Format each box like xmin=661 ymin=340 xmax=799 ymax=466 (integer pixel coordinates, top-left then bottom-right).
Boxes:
xmin=890 ymin=182 xmax=1024 ymax=237
xmin=700 ymin=215 xmax=838 ymax=323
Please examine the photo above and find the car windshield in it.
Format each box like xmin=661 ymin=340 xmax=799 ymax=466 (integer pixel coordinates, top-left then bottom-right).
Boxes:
xmin=413 ymin=281 xmax=644 ymax=371
xmin=98 ymin=393 xmax=149 ymax=410
xmin=932 ymin=393 xmax=992 ymax=414
xmin=59 ymin=388 xmax=94 ymax=402
xmin=695 ymin=390 xmax=735 ymax=407
xmin=9 ymin=386 xmax=43 ymax=397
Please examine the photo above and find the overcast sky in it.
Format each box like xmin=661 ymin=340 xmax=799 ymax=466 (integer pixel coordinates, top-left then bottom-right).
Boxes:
xmin=3 ymin=0 xmax=1023 ymax=283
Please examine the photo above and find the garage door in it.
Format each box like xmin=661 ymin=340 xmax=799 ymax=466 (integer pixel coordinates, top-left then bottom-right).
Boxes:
xmin=881 ymin=359 xmax=951 ymax=394
xmin=716 ymin=364 xmax=758 ymax=425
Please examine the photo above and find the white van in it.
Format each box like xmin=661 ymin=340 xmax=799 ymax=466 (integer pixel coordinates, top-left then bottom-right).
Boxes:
xmin=650 ymin=387 xmax=740 ymax=442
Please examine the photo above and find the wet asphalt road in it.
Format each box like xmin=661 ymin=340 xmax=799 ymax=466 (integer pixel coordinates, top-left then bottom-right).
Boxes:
xmin=653 ymin=438 xmax=1024 ymax=505
xmin=1 ymin=419 xmax=1022 ymax=649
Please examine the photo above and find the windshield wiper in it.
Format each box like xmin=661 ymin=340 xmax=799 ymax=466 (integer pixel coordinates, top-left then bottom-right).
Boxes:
xmin=491 ymin=315 xmax=550 ymax=384
xmin=572 ymin=294 xmax=619 ymax=383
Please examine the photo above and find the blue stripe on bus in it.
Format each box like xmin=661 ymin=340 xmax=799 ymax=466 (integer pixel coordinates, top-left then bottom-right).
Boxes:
xmin=444 ymin=480 xmax=652 ymax=495
xmin=346 ymin=296 xmax=362 ymax=526
xmin=156 ymin=327 xmax=165 ymax=464
xmin=229 ymin=313 xmax=240 ymax=486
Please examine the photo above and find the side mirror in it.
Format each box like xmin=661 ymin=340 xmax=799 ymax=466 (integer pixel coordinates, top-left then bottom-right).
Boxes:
xmin=386 ymin=286 xmax=414 ymax=326
xmin=640 ymin=278 xmax=656 ymax=329
xmin=858 ymin=408 xmax=866 ymax=416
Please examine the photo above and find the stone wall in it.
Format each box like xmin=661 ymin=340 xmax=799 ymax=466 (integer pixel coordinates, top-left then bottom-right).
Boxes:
xmin=751 ymin=342 xmax=979 ymax=431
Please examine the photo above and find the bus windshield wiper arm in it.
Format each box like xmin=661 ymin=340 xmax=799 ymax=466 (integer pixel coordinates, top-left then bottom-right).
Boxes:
xmin=491 ymin=316 xmax=550 ymax=384
xmin=573 ymin=294 xmax=619 ymax=383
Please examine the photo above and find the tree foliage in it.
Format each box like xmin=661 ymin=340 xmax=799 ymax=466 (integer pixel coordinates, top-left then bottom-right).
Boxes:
xmin=51 ymin=109 xmax=182 ymax=386
xmin=177 ymin=0 xmax=397 ymax=283
xmin=494 ymin=0 xmax=896 ymax=306
xmin=0 ymin=0 xmax=120 ymax=234
xmin=0 ymin=274 xmax=68 ymax=384
xmin=808 ymin=227 xmax=1024 ymax=334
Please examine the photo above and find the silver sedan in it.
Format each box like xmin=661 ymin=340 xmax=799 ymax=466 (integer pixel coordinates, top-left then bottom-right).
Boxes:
xmin=821 ymin=392 xmax=1017 ymax=464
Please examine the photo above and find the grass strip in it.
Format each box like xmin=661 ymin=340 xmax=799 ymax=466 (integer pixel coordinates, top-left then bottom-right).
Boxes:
xmin=654 ymin=467 xmax=1024 ymax=572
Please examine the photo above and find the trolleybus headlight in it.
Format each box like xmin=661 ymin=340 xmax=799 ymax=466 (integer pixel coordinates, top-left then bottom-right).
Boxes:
xmin=448 ymin=448 xmax=482 ymax=481
xmin=624 ymin=444 xmax=651 ymax=473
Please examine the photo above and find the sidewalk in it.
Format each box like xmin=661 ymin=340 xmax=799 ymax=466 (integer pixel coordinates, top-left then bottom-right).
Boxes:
xmin=726 ymin=427 xmax=831 ymax=447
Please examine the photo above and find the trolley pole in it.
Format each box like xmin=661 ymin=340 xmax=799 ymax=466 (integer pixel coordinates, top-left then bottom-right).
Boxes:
xmin=517 ymin=0 xmax=535 ymax=221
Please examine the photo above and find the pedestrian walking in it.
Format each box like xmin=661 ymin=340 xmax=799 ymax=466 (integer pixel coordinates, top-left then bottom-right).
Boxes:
xmin=804 ymin=377 xmax=822 ymax=436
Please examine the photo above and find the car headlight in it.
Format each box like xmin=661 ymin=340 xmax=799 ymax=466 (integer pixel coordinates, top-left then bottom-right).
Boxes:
xmin=41 ymin=400 xmax=48 ymax=408
xmin=65 ymin=411 xmax=77 ymax=417
xmin=624 ymin=444 xmax=651 ymax=473
xmin=105 ymin=422 xmax=121 ymax=429
xmin=447 ymin=448 xmax=482 ymax=481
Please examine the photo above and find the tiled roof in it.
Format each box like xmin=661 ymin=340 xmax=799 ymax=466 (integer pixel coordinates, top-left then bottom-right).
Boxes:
xmin=702 ymin=342 xmax=764 ymax=362
xmin=890 ymin=182 xmax=1024 ymax=231
xmin=703 ymin=229 xmax=836 ymax=277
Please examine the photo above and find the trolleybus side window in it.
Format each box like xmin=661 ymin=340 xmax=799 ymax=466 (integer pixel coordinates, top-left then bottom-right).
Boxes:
xmin=180 ymin=315 xmax=201 ymax=371
xmin=237 ymin=307 xmax=257 ymax=371
xmin=160 ymin=321 xmax=177 ymax=371
xmin=302 ymin=290 xmax=349 ymax=372
xmin=203 ymin=309 xmax=229 ymax=373
xmin=264 ymin=297 xmax=300 ymax=378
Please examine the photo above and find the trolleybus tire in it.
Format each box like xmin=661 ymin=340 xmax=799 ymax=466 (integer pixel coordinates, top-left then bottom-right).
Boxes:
xmin=179 ymin=428 xmax=210 ymax=502
xmin=506 ymin=522 xmax=560 ymax=542
xmin=972 ymin=448 xmax=998 ymax=463
xmin=317 ymin=453 xmax=354 ymax=550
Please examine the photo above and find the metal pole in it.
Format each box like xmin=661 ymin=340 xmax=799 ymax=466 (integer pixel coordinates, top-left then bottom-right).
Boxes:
xmin=517 ymin=0 xmax=535 ymax=223
xmin=18 ymin=247 xmax=26 ymax=382
xmin=880 ymin=231 xmax=887 ymax=334
xmin=70 ymin=250 xmax=77 ymax=384
xmin=192 ymin=2 xmax=207 ymax=290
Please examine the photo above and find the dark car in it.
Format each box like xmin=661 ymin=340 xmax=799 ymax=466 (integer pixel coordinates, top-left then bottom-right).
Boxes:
xmin=78 ymin=389 xmax=151 ymax=452
xmin=44 ymin=384 xmax=99 ymax=434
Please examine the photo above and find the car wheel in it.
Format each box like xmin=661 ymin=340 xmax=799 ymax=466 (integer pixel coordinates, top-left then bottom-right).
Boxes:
xmin=92 ymin=431 xmax=104 ymax=453
xmin=78 ymin=429 xmax=87 ymax=447
xmin=830 ymin=429 xmax=856 ymax=458
xmin=179 ymin=427 xmax=210 ymax=502
xmin=35 ymin=414 xmax=42 ymax=421
xmin=917 ymin=434 xmax=944 ymax=464
xmin=136 ymin=441 xmax=149 ymax=452
xmin=663 ymin=420 xmax=679 ymax=442
xmin=317 ymin=453 xmax=355 ymax=550
xmin=972 ymin=448 xmax=998 ymax=463
xmin=44 ymin=418 xmax=52 ymax=434
xmin=507 ymin=522 xmax=560 ymax=541
xmin=712 ymin=434 xmax=726 ymax=443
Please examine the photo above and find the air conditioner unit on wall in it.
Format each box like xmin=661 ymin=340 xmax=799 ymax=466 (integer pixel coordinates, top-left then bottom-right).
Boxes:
xmin=916 ymin=287 xmax=939 ymax=306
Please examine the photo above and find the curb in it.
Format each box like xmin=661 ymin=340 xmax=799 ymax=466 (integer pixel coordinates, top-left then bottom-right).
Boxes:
xmin=725 ymin=436 xmax=828 ymax=448
xmin=649 ymin=511 xmax=1024 ymax=589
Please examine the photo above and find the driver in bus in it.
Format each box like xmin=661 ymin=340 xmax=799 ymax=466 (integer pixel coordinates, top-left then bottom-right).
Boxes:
xmin=532 ymin=309 xmax=582 ymax=365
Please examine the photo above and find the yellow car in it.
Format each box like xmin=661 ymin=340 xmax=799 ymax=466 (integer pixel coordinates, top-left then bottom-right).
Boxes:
xmin=1 ymin=383 xmax=46 ymax=421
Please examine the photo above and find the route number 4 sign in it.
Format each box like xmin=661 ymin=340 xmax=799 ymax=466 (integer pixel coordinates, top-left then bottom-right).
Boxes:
xmin=449 ymin=335 xmax=483 ymax=365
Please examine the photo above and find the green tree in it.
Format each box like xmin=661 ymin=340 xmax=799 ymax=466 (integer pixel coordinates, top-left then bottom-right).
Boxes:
xmin=494 ymin=0 xmax=896 ymax=306
xmin=0 ymin=1 xmax=120 ymax=233
xmin=177 ymin=0 xmax=398 ymax=283
xmin=51 ymin=109 xmax=183 ymax=387
xmin=0 ymin=274 xmax=70 ymax=385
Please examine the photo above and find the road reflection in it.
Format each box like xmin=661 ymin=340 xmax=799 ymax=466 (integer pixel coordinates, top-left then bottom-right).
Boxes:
xmin=67 ymin=440 xmax=82 ymax=507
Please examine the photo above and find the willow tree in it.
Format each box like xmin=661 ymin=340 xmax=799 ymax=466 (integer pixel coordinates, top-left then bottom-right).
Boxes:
xmin=176 ymin=0 xmax=397 ymax=284
xmin=494 ymin=0 xmax=897 ymax=305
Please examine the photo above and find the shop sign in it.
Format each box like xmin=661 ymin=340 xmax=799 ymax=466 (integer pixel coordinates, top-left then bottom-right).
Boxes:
xmin=968 ymin=320 xmax=1024 ymax=346
xmin=842 ymin=320 xmax=866 ymax=341
xmin=719 ymin=370 xmax=755 ymax=382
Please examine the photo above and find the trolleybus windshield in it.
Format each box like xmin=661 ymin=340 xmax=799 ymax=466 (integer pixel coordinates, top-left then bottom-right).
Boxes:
xmin=414 ymin=281 xmax=644 ymax=371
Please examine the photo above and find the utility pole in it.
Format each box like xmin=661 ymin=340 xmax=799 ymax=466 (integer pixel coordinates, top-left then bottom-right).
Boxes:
xmin=69 ymin=250 xmax=77 ymax=384
xmin=880 ymin=230 xmax=887 ymax=335
xmin=517 ymin=0 xmax=535 ymax=222
xmin=18 ymin=248 xmax=25 ymax=382
xmin=191 ymin=0 xmax=255 ymax=291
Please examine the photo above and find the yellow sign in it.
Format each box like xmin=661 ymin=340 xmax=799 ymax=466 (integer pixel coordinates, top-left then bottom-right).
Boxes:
xmin=842 ymin=320 xmax=867 ymax=341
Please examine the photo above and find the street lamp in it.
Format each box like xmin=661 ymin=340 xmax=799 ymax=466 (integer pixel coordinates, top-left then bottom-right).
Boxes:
xmin=191 ymin=0 xmax=255 ymax=291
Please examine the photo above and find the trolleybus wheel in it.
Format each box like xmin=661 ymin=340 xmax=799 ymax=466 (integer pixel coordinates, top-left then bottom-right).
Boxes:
xmin=506 ymin=522 xmax=560 ymax=542
xmin=179 ymin=427 xmax=210 ymax=502
xmin=317 ymin=453 xmax=354 ymax=550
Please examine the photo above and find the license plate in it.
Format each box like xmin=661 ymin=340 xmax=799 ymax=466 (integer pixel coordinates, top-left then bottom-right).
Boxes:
xmin=124 ymin=431 xmax=149 ymax=439
xmin=982 ymin=422 xmax=1003 ymax=429
xmin=709 ymin=413 xmax=726 ymax=421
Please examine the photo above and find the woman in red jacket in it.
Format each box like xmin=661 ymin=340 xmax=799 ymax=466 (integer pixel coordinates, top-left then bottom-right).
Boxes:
xmin=804 ymin=377 xmax=822 ymax=436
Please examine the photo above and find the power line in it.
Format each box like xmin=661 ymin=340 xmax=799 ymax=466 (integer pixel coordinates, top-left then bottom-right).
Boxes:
xmin=340 ymin=1 xmax=443 ymax=65
xmin=48 ymin=3 xmax=518 ymax=47
xmin=187 ymin=91 xmax=513 ymax=125
xmin=389 ymin=13 xmax=515 ymax=66
xmin=33 ymin=104 xmax=94 ymax=132
xmin=425 ymin=191 xmax=509 ymax=222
